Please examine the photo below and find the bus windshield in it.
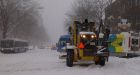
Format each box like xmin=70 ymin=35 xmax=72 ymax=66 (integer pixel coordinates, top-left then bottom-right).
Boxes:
xmin=132 ymin=39 xmax=138 ymax=45
xmin=58 ymin=38 xmax=70 ymax=46
xmin=0 ymin=40 xmax=14 ymax=48
xmin=57 ymin=35 xmax=70 ymax=52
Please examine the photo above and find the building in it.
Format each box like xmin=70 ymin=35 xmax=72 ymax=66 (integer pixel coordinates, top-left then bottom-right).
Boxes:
xmin=105 ymin=0 xmax=140 ymax=33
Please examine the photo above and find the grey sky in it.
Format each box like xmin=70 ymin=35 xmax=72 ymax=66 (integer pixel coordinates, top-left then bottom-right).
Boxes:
xmin=37 ymin=0 xmax=73 ymax=43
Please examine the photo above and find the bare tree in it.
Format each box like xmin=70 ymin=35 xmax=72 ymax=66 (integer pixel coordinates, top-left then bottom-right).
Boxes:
xmin=95 ymin=0 xmax=109 ymax=21
xmin=106 ymin=0 xmax=115 ymax=5
xmin=71 ymin=0 xmax=97 ymax=22
xmin=0 ymin=0 xmax=35 ymax=39
xmin=65 ymin=0 xmax=114 ymax=30
xmin=64 ymin=0 xmax=98 ymax=32
xmin=0 ymin=0 xmax=48 ymax=45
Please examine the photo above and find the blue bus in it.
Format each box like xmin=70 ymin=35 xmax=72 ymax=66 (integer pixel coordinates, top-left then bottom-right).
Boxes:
xmin=57 ymin=35 xmax=70 ymax=52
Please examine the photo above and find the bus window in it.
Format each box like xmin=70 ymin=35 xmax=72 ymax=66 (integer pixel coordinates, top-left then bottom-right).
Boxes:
xmin=132 ymin=39 xmax=138 ymax=45
xmin=0 ymin=40 xmax=13 ymax=48
xmin=59 ymin=41 xmax=66 ymax=46
xmin=57 ymin=35 xmax=70 ymax=52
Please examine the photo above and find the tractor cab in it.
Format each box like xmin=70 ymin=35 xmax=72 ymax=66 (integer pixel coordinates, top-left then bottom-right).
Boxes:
xmin=78 ymin=32 xmax=97 ymax=49
xmin=77 ymin=32 xmax=98 ymax=59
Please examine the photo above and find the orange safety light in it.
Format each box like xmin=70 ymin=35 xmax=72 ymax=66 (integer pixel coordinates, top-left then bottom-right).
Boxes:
xmin=78 ymin=42 xmax=85 ymax=49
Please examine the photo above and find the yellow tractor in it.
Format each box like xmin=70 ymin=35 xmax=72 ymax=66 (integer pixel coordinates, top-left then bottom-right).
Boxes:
xmin=66 ymin=19 xmax=110 ymax=67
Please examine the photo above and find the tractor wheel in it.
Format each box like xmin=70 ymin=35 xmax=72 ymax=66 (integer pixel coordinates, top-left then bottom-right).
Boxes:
xmin=99 ymin=57 xmax=105 ymax=66
xmin=94 ymin=56 xmax=99 ymax=65
xmin=66 ymin=49 xmax=74 ymax=67
xmin=95 ymin=61 xmax=99 ymax=65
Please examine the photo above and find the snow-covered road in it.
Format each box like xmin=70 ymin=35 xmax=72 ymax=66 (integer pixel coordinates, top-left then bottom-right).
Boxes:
xmin=0 ymin=49 xmax=140 ymax=75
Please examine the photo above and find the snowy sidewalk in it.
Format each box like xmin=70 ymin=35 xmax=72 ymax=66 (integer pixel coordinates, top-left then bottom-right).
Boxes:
xmin=0 ymin=49 xmax=140 ymax=75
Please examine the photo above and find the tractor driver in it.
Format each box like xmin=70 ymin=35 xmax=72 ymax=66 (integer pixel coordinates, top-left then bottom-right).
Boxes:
xmin=80 ymin=19 xmax=90 ymax=31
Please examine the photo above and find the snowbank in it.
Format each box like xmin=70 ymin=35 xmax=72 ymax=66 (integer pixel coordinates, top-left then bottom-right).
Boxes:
xmin=0 ymin=48 xmax=140 ymax=75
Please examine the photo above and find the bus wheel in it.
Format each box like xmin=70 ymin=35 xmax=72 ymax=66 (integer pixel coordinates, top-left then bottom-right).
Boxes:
xmin=99 ymin=57 xmax=105 ymax=66
xmin=24 ymin=49 xmax=27 ymax=52
xmin=24 ymin=48 xmax=27 ymax=52
xmin=66 ymin=49 xmax=74 ymax=67
xmin=14 ymin=49 xmax=19 ymax=53
xmin=21 ymin=48 xmax=25 ymax=52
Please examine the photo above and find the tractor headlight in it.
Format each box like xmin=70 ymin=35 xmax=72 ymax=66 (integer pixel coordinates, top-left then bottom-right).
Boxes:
xmin=83 ymin=35 xmax=86 ymax=38
xmin=91 ymin=35 xmax=96 ymax=38
xmin=91 ymin=35 xmax=94 ymax=38
xmin=81 ymin=35 xmax=86 ymax=38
